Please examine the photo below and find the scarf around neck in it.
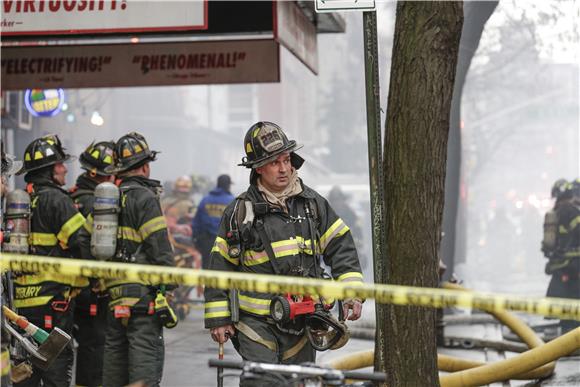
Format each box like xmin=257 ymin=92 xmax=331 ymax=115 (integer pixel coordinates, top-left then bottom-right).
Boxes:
xmin=257 ymin=169 xmax=302 ymax=212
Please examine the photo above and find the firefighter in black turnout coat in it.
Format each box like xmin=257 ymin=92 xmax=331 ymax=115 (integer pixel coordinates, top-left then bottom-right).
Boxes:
xmin=13 ymin=135 xmax=87 ymax=387
xmin=204 ymin=122 xmax=364 ymax=387
xmin=70 ymin=141 xmax=115 ymax=387
xmin=79 ymin=132 xmax=175 ymax=387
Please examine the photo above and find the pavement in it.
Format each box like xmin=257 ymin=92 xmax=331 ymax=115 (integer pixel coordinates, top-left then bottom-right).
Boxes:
xmin=162 ymin=303 xmax=374 ymax=386
xmin=162 ymin=302 xmax=580 ymax=387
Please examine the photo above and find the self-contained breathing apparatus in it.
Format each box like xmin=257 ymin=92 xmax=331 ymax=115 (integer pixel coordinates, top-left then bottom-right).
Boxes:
xmin=3 ymin=190 xmax=31 ymax=254
xmin=90 ymin=182 xmax=120 ymax=260
xmin=91 ymin=181 xmax=178 ymax=329
xmin=226 ymin=194 xmax=349 ymax=351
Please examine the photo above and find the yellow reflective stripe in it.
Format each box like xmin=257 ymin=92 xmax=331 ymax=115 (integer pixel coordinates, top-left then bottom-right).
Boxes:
xmin=29 ymin=232 xmax=58 ymax=246
xmin=320 ymin=219 xmax=349 ymax=251
xmin=569 ymin=215 xmax=580 ymax=230
xmin=295 ymin=236 xmax=314 ymax=255
xmin=84 ymin=214 xmax=93 ymax=234
xmin=272 ymin=239 xmax=300 ymax=257
xmin=205 ymin=301 xmax=228 ymax=308
xmin=14 ymin=296 xmax=54 ymax=308
xmin=105 ymin=279 xmax=150 ymax=287
xmin=204 ymin=300 xmax=231 ymax=318
xmin=1 ymin=349 xmax=10 ymax=376
xmin=243 ymin=237 xmax=314 ymax=267
xmin=337 ymin=272 xmax=364 ymax=282
xmin=564 ymin=250 xmax=580 ymax=258
xmin=239 ymin=295 xmax=270 ymax=315
xmin=118 ymin=227 xmax=142 ymax=243
xmin=205 ymin=311 xmax=232 ymax=319
xmin=15 ymin=274 xmax=88 ymax=287
xmin=243 ymin=249 xmax=269 ymax=266
xmin=139 ymin=216 xmax=167 ymax=240
xmin=108 ymin=297 xmax=140 ymax=309
xmin=212 ymin=237 xmax=239 ymax=265
xmin=57 ymin=212 xmax=86 ymax=247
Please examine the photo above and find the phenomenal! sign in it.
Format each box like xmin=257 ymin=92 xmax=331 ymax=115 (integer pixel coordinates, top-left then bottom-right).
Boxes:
xmin=1 ymin=39 xmax=280 ymax=89
xmin=1 ymin=0 xmax=207 ymax=36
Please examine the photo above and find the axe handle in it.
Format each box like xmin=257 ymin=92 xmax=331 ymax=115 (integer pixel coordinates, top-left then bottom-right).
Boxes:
xmin=217 ymin=343 xmax=224 ymax=387
xmin=2 ymin=305 xmax=20 ymax=322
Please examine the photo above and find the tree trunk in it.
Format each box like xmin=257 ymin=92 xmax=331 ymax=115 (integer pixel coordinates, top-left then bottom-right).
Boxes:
xmin=380 ymin=2 xmax=463 ymax=385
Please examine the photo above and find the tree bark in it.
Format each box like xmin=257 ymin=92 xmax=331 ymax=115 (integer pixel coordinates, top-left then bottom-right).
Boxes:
xmin=380 ymin=2 xmax=463 ymax=385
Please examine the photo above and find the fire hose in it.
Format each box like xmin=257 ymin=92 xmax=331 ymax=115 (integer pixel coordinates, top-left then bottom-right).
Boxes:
xmin=325 ymin=283 xmax=580 ymax=386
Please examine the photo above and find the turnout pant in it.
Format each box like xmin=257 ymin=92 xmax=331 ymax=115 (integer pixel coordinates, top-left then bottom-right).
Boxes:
xmin=73 ymin=289 xmax=108 ymax=387
xmin=547 ymin=269 xmax=580 ymax=333
xmin=102 ymin=310 xmax=164 ymax=387
xmin=232 ymin=315 xmax=315 ymax=387
xmin=13 ymin=304 xmax=74 ymax=387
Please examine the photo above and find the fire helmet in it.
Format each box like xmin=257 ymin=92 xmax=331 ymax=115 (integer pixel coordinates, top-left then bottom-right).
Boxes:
xmin=173 ymin=175 xmax=193 ymax=193
xmin=79 ymin=141 xmax=116 ymax=176
xmin=238 ymin=121 xmax=304 ymax=169
xmin=551 ymin=178 xmax=568 ymax=199
xmin=106 ymin=132 xmax=158 ymax=174
xmin=17 ymin=134 xmax=71 ymax=175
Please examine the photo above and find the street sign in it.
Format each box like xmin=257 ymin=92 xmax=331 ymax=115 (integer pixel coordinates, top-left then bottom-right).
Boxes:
xmin=315 ymin=0 xmax=376 ymax=13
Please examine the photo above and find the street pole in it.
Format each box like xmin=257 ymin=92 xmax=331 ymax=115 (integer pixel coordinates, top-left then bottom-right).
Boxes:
xmin=363 ymin=10 xmax=387 ymax=375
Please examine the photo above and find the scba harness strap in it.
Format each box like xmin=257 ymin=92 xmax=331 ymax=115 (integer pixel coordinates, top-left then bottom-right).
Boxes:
xmin=226 ymin=192 xmax=320 ymax=274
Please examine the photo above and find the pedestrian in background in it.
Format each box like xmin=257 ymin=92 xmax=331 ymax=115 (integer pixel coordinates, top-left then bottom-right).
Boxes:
xmin=192 ymin=174 xmax=234 ymax=269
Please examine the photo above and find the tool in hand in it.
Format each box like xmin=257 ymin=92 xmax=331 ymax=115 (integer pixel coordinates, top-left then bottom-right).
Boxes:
xmin=2 ymin=305 xmax=70 ymax=370
xmin=217 ymin=342 xmax=224 ymax=387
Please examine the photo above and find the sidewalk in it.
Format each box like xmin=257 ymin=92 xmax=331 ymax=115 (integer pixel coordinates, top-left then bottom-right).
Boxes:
xmin=162 ymin=305 xmax=373 ymax=386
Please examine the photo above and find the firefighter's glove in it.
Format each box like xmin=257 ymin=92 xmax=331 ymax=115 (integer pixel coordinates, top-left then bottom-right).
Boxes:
xmin=342 ymin=298 xmax=363 ymax=321
xmin=155 ymin=291 xmax=178 ymax=329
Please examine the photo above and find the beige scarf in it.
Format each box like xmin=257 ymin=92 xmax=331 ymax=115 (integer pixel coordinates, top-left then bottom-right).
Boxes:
xmin=257 ymin=169 xmax=302 ymax=212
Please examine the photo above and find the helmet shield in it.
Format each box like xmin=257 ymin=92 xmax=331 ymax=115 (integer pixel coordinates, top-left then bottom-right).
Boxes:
xmin=17 ymin=134 xmax=72 ymax=175
xmin=239 ymin=121 xmax=303 ymax=169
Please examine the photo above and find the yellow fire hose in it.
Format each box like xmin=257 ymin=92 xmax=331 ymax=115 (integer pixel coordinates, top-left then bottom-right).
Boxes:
xmin=325 ymin=283 xmax=580 ymax=386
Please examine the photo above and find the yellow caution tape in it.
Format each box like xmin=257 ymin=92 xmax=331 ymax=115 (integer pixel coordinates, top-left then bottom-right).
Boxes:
xmin=1 ymin=252 xmax=579 ymax=320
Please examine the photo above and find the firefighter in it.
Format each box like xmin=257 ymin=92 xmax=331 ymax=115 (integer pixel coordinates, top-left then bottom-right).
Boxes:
xmin=192 ymin=174 xmax=234 ymax=269
xmin=204 ymin=122 xmax=364 ymax=386
xmin=13 ymin=135 xmax=87 ymax=387
xmin=79 ymin=132 xmax=175 ymax=387
xmin=160 ymin=175 xmax=199 ymax=319
xmin=70 ymin=141 xmax=115 ymax=387
xmin=543 ymin=178 xmax=580 ymax=334
xmin=161 ymin=175 xmax=194 ymax=238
